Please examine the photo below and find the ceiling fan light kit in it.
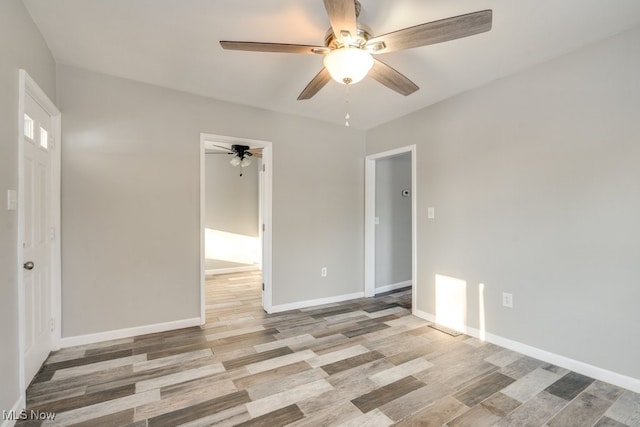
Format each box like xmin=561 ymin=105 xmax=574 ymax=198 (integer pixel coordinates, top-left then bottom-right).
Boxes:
xmin=206 ymin=144 xmax=260 ymax=176
xmin=323 ymin=47 xmax=374 ymax=85
xmin=220 ymin=0 xmax=492 ymax=123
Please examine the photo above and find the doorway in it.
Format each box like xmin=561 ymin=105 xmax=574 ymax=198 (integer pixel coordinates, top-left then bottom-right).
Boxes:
xmin=199 ymin=134 xmax=272 ymax=322
xmin=365 ymin=145 xmax=417 ymax=312
xmin=17 ymin=70 xmax=62 ymax=390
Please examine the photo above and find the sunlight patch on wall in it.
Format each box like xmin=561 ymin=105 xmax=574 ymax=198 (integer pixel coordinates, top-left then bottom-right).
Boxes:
xmin=435 ymin=274 xmax=467 ymax=333
xmin=205 ymin=228 xmax=259 ymax=265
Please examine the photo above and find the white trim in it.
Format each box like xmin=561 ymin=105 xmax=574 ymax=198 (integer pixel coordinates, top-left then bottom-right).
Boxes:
xmin=413 ymin=309 xmax=437 ymax=325
xmin=260 ymin=145 xmax=273 ymax=314
xmin=0 ymin=394 xmax=26 ymax=427
xmin=199 ymin=137 xmax=206 ymax=324
xmin=364 ymin=145 xmax=417 ymax=313
xmin=364 ymin=158 xmax=376 ymax=298
xmin=375 ymin=280 xmax=412 ymax=294
xmin=258 ymin=159 xmax=264 ymax=271
xmin=200 ymin=134 xmax=273 ymax=319
xmin=412 ymin=309 xmax=640 ymax=394
xmin=17 ymin=69 xmax=62 ymax=403
xmin=270 ymin=292 xmax=365 ymax=314
xmin=205 ymin=265 xmax=260 ymax=275
xmin=59 ymin=317 xmax=201 ymax=348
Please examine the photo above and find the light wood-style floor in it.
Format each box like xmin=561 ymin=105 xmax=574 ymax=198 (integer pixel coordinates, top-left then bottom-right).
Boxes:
xmin=18 ymin=271 xmax=640 ymax=426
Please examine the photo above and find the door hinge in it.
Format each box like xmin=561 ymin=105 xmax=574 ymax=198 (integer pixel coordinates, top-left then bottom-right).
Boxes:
xmin=49 ymin=318 xmax=55 ymax=332
xmin=262 ymin=224 xmax=265 ymax=232
xmin=262 ymin=283 xmax=265 ymax=291
xmin=263 ymin=164 xmax=266 ymax=172
xmin=50 ymin=227 xmax=56 ymax=241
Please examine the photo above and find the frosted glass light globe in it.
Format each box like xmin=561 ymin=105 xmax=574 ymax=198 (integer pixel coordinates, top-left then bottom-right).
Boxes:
xmin=323 ymin=47 xmax=374 ymax=85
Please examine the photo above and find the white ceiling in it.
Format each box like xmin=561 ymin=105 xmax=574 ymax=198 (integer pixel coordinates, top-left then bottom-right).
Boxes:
xmin=23 ymin=0 xmax=640 ymax=129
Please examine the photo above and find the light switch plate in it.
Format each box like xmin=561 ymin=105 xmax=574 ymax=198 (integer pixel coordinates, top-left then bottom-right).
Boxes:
xmin=502 ymin=292 xmax=513 ymax=308
xmin=7 ymin=189 xmax=17 ymax=211
xmin=427 ymin=207 xmax=435 ymax=219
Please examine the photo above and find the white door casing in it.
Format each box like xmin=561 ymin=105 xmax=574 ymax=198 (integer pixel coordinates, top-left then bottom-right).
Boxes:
xmin=364 ymin=145 xmax=417 ymax=311
xmin=199 ymin=134 xmax=273 ymax=321
xmin=18 ymin=70 xmax=62 ymax=392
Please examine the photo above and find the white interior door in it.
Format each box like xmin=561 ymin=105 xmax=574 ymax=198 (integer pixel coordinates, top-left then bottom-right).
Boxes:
xmin=23 ymin=93 xmax=53 ymax=385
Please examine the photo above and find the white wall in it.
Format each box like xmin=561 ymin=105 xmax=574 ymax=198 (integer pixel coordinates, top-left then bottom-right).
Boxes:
xmin=0 ymin=0 xmax=56 ymax=416
xmin=57 ymin=65 xmax=365 ymax=337
xmin=375 ymin=153 xmax=412 ymax=289
xmin=204 ymin=154 xmax=259 ymax=270
xmin=366 ymin=26 xmax=640 ymax=381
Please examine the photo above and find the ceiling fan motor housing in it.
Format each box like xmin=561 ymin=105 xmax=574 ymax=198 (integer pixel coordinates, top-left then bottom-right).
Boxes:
xmin=231 ymin=144 xmax=252 ymax=159
xmin=324 ymin=24 xmax=371 ymax=49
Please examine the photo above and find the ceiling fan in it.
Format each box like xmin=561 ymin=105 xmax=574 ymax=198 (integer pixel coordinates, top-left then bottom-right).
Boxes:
xmin=220 ymin=0 xmax=492 ymax=100
xmin=206 ymin=144 xmax=263 ymax=176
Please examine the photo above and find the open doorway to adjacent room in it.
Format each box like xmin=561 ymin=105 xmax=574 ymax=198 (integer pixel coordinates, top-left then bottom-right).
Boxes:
xmin=200 ymin=134 xmax=272 ymax=324
xmin=365 ymin=145 xmax=417 ymax=312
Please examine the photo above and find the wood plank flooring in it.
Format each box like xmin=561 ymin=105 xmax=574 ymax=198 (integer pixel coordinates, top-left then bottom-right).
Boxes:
xmin=17 ymin=271 xmax=640 ymax=426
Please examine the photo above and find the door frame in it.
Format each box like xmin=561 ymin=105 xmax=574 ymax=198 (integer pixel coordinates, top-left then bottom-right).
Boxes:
xmin=199 ymin=133 xmax=273 ymax=321
xmin=17 ymin=69 xmax=62 ymax=393
xmin=364 ymin=145 xmax=417 ymax=312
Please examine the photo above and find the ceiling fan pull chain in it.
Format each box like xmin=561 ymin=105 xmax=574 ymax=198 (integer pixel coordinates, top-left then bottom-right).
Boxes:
xmin=344 ymin=84 xmax=350 ymax=127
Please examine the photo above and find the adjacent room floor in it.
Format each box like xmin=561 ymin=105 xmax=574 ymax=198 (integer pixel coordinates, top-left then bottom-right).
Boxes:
xmin=20 ymin=272 xmax=640 ymax=426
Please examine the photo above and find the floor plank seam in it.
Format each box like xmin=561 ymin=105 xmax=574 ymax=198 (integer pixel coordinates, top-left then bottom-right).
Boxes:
xmin=18 ymin=271 xmax=640 ymax=427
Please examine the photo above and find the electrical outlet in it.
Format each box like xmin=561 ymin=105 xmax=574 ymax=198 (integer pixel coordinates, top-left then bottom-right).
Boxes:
xmin=321 ymin=267 xmax=327 ymax=277
xmin=502 ymin=292 xmax=513 ymax=308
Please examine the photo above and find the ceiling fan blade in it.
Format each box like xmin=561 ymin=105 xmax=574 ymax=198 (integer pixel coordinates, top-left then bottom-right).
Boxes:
xmin=206 ymin=144 xmax=234 ymax=153
xmin=323 ymin=0 xmax=358 ymax=43
xmin=366 ymin=10 xmax=492 ymax=54
xmin=248 ymin=148 xmax=263 ymax=158
xmin=220 ymin=41 xmax=328 ymax=54
xmin=369 ymin=59 xmax=419 ymax=96
xmin=297 ymin=67 xmax=332 ymax=100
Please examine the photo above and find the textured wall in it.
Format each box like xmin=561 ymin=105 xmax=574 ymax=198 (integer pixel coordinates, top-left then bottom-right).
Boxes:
xmin=204 ymin=153 xmax=259 ymax=270
xmin=367 ymin=27 xmax=640 ymax=380
xmin=57 ymin=64 xmax=365 ymax=336
xmin=0 ymin=0 xmax=56 ymax=415
xmin=375 ymin=153 xmax=412 ymax=288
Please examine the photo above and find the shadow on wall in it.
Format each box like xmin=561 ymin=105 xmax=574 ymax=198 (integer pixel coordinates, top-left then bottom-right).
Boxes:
xmin=435 ymin=274 xmax=487 ymax=341
xmin=205 ymin=228 xmax=259 ymax=264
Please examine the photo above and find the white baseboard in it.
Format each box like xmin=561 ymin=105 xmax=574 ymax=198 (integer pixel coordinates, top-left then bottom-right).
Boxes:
xmin=205 ymin=265 xmax=260 ymax=275
xmin=1 ymin=394 xmax=26 ymax=427
xmin=413 ymin=309 xmax=640 ymax=394
xmin=59 ymin=317 xmax=201 ymax=348
xmin=375 ymin=280 xmax=412 ymax=294
xmin=413 ymin=309 xmax=436 ymax=323
xmin=269 ymin=292 xmax=364 ymax=314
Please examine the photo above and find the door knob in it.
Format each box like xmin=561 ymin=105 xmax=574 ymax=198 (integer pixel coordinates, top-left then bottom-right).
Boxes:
xmin=23 ymin=261 xmax=34 ymax=270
